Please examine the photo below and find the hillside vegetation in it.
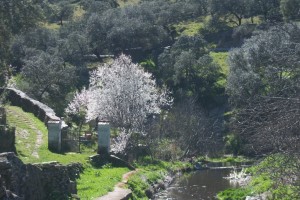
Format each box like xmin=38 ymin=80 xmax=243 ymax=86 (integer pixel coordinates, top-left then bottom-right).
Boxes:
xmin=1 ymin=0 xmax=300 ymax=199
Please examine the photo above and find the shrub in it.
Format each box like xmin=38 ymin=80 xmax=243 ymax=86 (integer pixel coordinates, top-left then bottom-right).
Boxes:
xmin=217 ymin=188 xmax=251 ymax=200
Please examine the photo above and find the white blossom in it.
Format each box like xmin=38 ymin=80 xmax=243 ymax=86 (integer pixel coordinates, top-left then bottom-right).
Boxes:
xmin=110 ymin=128 xmax=130 ymax=154
xmin=66 ymin=54 xmax=172 ymax=150
xmin=86 ymin=54 xmax=172 ymax=132
xmin=65 ymin=87 xmax=90 ymax=116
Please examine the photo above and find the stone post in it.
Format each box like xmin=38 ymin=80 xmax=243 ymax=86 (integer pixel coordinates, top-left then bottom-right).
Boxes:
xmin=97 ymin=121 xmax=110 ymax=155
xmin=48 ymin=120 xmax=62 ymax=152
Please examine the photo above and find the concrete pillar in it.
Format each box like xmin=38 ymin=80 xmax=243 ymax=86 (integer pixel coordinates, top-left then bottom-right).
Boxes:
xmin=97 ymin=122 xmax=110 ymax=155
xmin=48 ymin=120 xmax=62 ymax=152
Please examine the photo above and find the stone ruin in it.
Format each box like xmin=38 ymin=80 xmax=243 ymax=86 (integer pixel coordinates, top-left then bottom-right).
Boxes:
xmin=0 ymin=152 xmax=82 ymax=200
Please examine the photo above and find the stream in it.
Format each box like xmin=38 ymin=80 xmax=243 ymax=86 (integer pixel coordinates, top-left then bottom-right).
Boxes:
xmin=153 ymin=168 xmax=236 ymax=200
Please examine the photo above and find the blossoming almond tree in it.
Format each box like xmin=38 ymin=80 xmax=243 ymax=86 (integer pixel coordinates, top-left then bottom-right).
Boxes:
xmin=66 ymin=54 xmax=172 ymax=151
xmin=87 ymin=54 xmax=172 ymax=130
xmin=65 ymin=87 xmax=90 ymax=133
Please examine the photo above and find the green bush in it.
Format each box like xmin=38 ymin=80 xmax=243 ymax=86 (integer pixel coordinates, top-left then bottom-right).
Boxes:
xmin=128 ymin=157 xmax=191 ymax=200
xmin=250 ymin=173 xmax=273 ymax=194
xmin=127 ymin=175 xmax=149 ymax=199
xmin=224 ymin=133 xmax=241 ymax=156
xmin=217 ymin=188 xmax=252 ymax=200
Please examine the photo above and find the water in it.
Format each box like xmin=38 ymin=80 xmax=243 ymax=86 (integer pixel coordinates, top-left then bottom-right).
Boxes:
xmin=154 ymin=169 xmax=234 ymax=200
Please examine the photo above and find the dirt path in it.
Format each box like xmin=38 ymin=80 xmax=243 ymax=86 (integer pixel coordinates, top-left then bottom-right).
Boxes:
xmin=95 ymin=170 xmax=138 ymax=200
xmin=30 ymin=127 xmax=43 ymax=158
xmin=6 ymin=108 xmax=43 ymax=158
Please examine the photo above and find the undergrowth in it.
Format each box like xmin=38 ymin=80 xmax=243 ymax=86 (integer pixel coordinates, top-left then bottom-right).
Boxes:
xmin=127 ymin=156 xmax=192 ymax=199
xmin=77 ymin=166 xmax=130 ymax=200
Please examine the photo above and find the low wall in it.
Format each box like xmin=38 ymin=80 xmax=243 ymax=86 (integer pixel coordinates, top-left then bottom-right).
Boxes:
xmin=0 ymin=152 xmax=83 ymax=200
xmin=0 ymin=88 xmax=60 ymax=124
xmin=0 ymin=107 xmax=16 ymax=153
xmin=0 ymin=126 xmax=16 ymax=153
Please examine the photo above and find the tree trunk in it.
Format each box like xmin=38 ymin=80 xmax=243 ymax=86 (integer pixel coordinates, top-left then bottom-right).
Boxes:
xmin=238 ymin=17 xmax=242 ymax=26
xmin=60 ymin=17 xmax=63 ymax=26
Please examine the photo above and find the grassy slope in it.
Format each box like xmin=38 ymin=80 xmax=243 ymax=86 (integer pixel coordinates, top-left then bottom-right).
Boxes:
xmin=175 ymin=20 xmax=204 ymax=36
xmin=41 ymin=2 xmax=85 ymax=30
xmin=127 ymin=157 xmax=192 ymax=200
xmin=78 ymin=166 xmax=129 ymax=199
xmin=6 ymin=106 xmax=93 ymax=164
xmin=6 ymin=105 xmax=130 ymax=200
xmin=210 ymin=52 xmax=229 ymax=87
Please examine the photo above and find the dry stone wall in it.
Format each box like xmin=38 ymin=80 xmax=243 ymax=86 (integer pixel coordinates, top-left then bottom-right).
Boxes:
xmin=0 ymin=88 xmax=64 ymax=152
xmin=0 ymin=108 xmax=16 ymax=154
xmin=0 ymin=127 xmax=15 ymax=154
xmin=0 ymin=152 xmax=82 ymax=200
xmin=0 ymin=88 xmax=60 ymax=124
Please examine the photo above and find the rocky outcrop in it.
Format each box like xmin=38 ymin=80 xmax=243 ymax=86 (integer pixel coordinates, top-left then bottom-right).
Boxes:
xmin=0 ymin=152 xmax=82 ymax=200
xmin=145 ymin=175 xmax=173 ymax=199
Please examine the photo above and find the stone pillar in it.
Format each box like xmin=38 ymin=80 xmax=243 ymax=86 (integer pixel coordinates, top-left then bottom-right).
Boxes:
xmin=48 ymin=120 xmax=62 ymax=152
xmin=97 ymin=122 xmax=110 ymax=155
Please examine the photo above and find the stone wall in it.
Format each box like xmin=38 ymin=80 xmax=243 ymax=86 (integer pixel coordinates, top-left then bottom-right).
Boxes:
xmin=0 ymin=126 xmax=15 ymax=153
xmin=0 ymin=88 xmax=65 ymax=152
xmin=0 ymin=88 xmax=60 ymax=124
xmin=0 ymin=108 xmax=16 ymax=154
xmin=0 ymin=152 xmax=83 ymax=200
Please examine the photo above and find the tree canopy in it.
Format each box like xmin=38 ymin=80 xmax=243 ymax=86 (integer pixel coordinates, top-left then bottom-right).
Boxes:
xmin=227 ymin=24 xmax=300 ymax=155
xmin=66 ymin=54 xmax=172 ymax=132
xmin=158 ymin=35 xmax=224 ymax=105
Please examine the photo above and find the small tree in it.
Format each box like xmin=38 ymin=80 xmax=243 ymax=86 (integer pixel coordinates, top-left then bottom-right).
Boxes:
xmin=51 ymin=1 xmax=74 ymax=25
xmin=87 ymin=54 xmax=172 ymax=131
xmin=158 ymin=35 xmax=224 ymax=106
xmin=65 ymin=87 xmax=90 ymax=133
xmin=20 ymin=52 xmax=76 ymax=114
xmin=210 ymin=0 xmax=249 ymax=26
xmin=66 ymin=54 xmax=172 ymax=152
xmin=280 ymin=0 xmax=300 ymax=21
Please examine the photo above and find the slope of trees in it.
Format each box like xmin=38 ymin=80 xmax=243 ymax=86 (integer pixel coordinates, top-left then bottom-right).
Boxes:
xmin=1 ymin=0 xmax=300 ymax=198
xmin=158 ymin=35 xmax=224 ymax=106
xmin=1 ymin=0 xmax=300 ymax=164
xmin=225 ymin=23 xmax=300 ymax=199
xmin=227 ymin=24 xmax=300 ymax=155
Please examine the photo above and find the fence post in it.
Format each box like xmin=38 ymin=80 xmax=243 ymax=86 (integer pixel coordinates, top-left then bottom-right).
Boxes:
xmin=48 ymin=120 xmax=62 ymax=152
xmin=97 ymin=121 xmax=110 ymax=155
